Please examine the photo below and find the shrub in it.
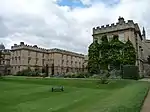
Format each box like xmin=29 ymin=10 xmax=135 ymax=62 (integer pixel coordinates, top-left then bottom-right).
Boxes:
xmin=15 ymin=69 xmax=42 ymax=77
xmin=64 ymin=73 xmax=72 ymax=78
xmin=100 ymin=70 xmax=110 ymax=78
xmin=30 ymin=71 xmax=41 ymax=77
xmin=0 ymin=73 xmax=2 ymax=78
xmin=91 ymin=74 xmax=100 ymax=78
xmin=109 ymin=69 xmax=122 ymax=79
xmin=15 ymin=69 xmax=31 ymax=76
xmin=64 ymin=72 xmax=89 ymax=78
xmin=97 ymin=76 xmax=109 ymax=84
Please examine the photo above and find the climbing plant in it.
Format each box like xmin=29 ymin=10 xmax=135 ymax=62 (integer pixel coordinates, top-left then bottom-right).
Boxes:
xmin=88 ymin=40 xmax=100 ymax=74
xmin=99 ymin=35 xmax=110 ymax=70
xmin=108 ymin=35 xmax=124 ymax=69
xmin=123 ymin=39 xmax=136 ymax=65
xmin=88 ymin=34 xmax=136 ymax=75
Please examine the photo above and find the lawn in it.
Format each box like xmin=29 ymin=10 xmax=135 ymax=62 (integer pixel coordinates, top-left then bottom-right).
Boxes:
xmin=0 ymin=77 xmax=149 ymax=112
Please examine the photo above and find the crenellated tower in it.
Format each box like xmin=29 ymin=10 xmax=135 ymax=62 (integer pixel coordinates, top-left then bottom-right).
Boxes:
xmin=92 ymin=17 xmax=144 ymax=74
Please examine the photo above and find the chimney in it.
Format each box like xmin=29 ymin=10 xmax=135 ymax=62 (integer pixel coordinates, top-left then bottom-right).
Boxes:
xmin=33 ymin=45 xmax=38 ymax=48
xmin=14 ymin=44 xmax=17 ymax=46
xmin=20 ymin=42 xmax=24 ymax=45
xmin=118 ymin=16 xmax=125 ymax=24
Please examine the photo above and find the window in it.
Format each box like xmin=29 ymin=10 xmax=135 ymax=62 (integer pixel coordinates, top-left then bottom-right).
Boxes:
xmin=66 ymin=60 xmax=69 ymax=65
xmin=36 ymin=52 xmax=38 ymax=57
xmin=28 ymin=57 xmax=31 ymax=64
xmin=107 ymin=35 xmax=113 ymax=41
xmin=118 ymin=33 xmax=125 ymax=43
xmin=36 ymin=58 xmax=38 ymax=64
xmin=18 ymin=66 xmax=20 ymax=71
xmin=98 ymin=38 xmax=101 ymax=44
xmin=16 ymin=58 xmax=17 ymax=64
xmin=62 ymin=60 xmax=64 ymax=65
xmin=42 ymin=59 xmax=44 ymax=66
xmin=28 ymin=51 xmax=30 ymax=56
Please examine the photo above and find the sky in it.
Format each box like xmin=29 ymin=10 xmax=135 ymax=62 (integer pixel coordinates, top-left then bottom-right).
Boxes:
xmin=0 ymin=0 xmax=150 ymax=54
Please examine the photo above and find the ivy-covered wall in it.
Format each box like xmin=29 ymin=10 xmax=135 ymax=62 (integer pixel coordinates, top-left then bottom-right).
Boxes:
xmin=88 ymin=35 xmax=136 ymax=74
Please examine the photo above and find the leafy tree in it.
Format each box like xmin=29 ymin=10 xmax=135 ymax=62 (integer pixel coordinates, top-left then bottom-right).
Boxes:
xmin=88 ymin=40 xmax=100 ymax=74
xmin=123 ymin=39 xmax=136 ymax=65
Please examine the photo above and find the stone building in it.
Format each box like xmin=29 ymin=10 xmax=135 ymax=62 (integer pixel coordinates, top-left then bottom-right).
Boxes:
xmin=10 ymin=42 xmax=85 ymax=75
xmin=141 ymin=28 xmax=150 ymax=75
xmin=0 ymin=44 xmax=11 ymax=75
xmin=92 ymin=17 xmax=145 ymax=73
xmin=83 ymin=55 xmax=88 ymax=72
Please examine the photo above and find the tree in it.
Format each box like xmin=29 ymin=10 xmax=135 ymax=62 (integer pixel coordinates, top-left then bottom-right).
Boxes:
xmin=88 ymin=40 xmax=100 ymax=74
xmin=123 ymin=39 xmax=136 ymax=65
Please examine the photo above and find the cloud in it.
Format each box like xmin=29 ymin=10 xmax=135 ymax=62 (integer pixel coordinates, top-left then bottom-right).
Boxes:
xmin=0 ymin=0 xmax=150 ymax=54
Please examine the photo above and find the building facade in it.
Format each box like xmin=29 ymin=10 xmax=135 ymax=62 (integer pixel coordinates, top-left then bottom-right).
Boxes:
xmin=10 ymin=42 xmax=85 ymax=75
xmin=92 ymin=17 xmax=145 ymax=73
xmin=0 ymin=44 xmax=11 ymax=75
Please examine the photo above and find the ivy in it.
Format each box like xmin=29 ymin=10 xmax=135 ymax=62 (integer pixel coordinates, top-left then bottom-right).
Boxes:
xmin=123 ymin=39 xmax=136 ymax=65
xmin=88 ymin=40 xmax=100 ymax=74
xmin=99 ymin=35 xmax=110 ymax=70
xmin=88 ymin=35 xmax=136 ymax=74
xmin=109 ymin=35 xmax=124 ymax=69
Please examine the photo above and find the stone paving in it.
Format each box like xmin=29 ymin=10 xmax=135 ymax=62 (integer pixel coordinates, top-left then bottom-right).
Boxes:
xmin=140 ymin=78 xmax=150 ymax=112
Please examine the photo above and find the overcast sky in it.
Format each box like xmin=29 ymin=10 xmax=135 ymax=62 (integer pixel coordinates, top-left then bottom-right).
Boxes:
xmin=0 ymin=0 xmax=150 ymax=54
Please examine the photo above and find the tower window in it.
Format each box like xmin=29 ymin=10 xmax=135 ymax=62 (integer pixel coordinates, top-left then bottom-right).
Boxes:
xmin=118 ymin=33 xmax=125 ymax=43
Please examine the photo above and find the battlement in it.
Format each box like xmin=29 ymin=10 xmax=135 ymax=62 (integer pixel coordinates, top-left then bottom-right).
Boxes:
xmin=48 ymin=48 xmax=85 ymax=57
xmin=11 ymin=42 xmax=48 ymax=53
xmin=93 ymin=17 xmax=136 ymax=35
xmin=0 ymin=49 xmax=11 ymax=54
xmin=11 ymin=42 xmax=85 ymax=57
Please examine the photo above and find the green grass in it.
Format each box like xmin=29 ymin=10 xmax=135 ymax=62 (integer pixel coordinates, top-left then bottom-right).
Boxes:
xmin=0 ymin=77 xmax=149 ymax=112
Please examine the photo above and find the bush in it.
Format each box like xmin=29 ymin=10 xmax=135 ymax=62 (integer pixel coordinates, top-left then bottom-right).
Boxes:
xmin=64 ymin=72 xmax=90 ymax=78
xmin=109 ymin=69 xmax=122 ymax=79
xmin=97 ymin=76 xmax=109 ymax=84
xmin=30 ymin=70 xmax=41 ymax=77
xmin=0 ymin=73 xmax=2 ymax=78
xmin=15 ymin=69 xmax=42 ymax=77
xmin=15 ymin=69 xmax=31 ymax=76
xmin=91 ymin=74 xmax=100 ymax=78
xmin=99 ymin=70 xmax=111 ymax=78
